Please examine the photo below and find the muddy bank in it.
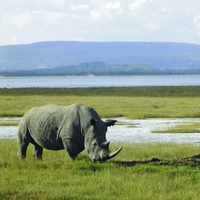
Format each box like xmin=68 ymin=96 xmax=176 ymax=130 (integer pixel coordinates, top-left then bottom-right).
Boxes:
xmin=115 ymin=154 xmax=200 ymax=167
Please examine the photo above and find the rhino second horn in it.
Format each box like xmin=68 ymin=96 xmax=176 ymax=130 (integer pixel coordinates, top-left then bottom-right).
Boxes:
xmin=107 ymin=147 xmax=122 ymax=160
xmin=101 ymin=141 xmax=110 ymax=149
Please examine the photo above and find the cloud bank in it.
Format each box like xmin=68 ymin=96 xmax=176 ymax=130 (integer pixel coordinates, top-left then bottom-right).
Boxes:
xmin=0 ymin=0 xmax=200 ymax=45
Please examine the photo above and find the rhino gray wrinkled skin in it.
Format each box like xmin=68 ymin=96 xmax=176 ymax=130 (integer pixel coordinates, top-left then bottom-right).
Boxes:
xmin=18 ymin=103 xmax=122 ymax=162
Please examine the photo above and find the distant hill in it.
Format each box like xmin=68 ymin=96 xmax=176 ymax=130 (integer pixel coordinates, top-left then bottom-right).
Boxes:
xmin=0 ymin=41 xmax=200 ymax=75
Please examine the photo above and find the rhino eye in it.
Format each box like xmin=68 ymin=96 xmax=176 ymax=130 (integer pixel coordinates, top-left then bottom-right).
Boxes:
xmin=90 ymin=119 xmax=97 ymax=126
xmin=93 ymin=142 xmax=97 ymax=147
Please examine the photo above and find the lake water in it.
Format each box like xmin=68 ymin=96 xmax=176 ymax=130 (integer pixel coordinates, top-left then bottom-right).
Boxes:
xmin=1 ymin=76 xmax=200 ymax=144
xmin=1 ymin=118 xmax=200 ymax=144
xmin=1 ymin=75 xmax=200 ymax=88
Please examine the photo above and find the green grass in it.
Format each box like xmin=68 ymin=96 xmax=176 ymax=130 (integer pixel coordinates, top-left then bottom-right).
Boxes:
xmin=1 ymin=86 xmax=200 ymax=118
xmin=153 ymin=122 xmax=200 ymax=133
xmin=0 ymin=140 xmax=200 ymax=200
xmin=1 ymin=86 xmax=200 ymax=199
xmin=0 ymin=121 xmax=19 ymax=126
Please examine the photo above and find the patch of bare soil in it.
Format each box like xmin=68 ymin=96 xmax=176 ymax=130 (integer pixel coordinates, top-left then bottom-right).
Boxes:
xmin=114 ymin=154 xmax=200 ymax=167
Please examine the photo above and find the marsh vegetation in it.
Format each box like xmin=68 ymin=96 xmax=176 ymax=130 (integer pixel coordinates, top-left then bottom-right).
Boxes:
xmin=0 ymin=86 xmax=200 ymax=199
xmin=153 ymin=122 xmax=200 ymax=134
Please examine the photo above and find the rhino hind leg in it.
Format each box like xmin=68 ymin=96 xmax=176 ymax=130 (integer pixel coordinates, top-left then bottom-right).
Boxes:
xmin=32 ymin=143 xmax=43 ymax=159
xmin=18 ymin=121 xmax=31 ymax=159
xmin=18 ymin=137 xmax=30 ymax=159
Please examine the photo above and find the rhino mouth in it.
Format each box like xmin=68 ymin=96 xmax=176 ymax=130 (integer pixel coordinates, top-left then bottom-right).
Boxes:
xmin=94 ymin=146 xmax=122 ymax=162
xmin=107 ymin=147 xmax=122 ymax=160
xmin=91 ymin=147 xmax=122 ymax=162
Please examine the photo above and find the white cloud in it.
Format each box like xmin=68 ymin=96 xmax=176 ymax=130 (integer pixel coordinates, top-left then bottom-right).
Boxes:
xmin=3 ymin=10 xmax=67 ymax=28
xmin=3 ymin=11 xmax=34 ymax=28
xmin=69 ymin=4 xmax=89 ymax=12
xmin=194 ymin=15 xmax=200 ymax=36
xmin=130 ymin=0 xmax=147 ymax=12
xmin=161 ymin=6 xmax=174 ymax=13
xmin=105 ymin=2 xmax=122 ymax=13
xmin=43 ymin=12 xmax=68 ymax=25
xmin=51 ymin=0 xmax=65 ymax=6
xmin=1 ymin=0 xmax=200 ymax=45
xmin=90 ymin=10 xmax=112 ymax=20
xmin=89 ymin=1 xmax=122 ymax=21
xmin=194 ymin=15 xmax=200 ymax=28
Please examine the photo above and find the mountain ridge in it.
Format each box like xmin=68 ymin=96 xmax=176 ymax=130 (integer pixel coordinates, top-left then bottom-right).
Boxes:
xmin=0 ymin=41 xmax=200 ymax=75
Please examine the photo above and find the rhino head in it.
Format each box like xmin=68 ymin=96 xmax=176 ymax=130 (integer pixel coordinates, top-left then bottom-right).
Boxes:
xmin=84 ymin=119 xmax=122 ymax=162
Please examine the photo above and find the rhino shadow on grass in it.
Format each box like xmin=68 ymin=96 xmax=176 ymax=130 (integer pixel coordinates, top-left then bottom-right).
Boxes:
xmin=18 ymin=103 xmax=122 ymax=162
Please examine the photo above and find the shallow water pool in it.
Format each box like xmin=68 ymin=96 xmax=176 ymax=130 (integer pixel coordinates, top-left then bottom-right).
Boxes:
xmin=1 ymin=117 xmax=200 ymax=144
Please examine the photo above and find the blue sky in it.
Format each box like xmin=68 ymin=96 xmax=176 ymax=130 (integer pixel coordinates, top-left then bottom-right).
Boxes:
xmin=1 ymin=0 xmax=200 ymax=45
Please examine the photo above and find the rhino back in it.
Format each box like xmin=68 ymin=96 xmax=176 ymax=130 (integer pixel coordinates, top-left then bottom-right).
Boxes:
xmin=20 ymin=103 xmax=101 ymax=150
xmin=22 ymin=104 xmax=78 ymax=149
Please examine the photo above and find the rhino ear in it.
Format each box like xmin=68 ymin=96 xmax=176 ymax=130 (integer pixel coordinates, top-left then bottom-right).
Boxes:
xmin=90 ymin=118 xmax=97 ymax=126
xmin=106 ymin=120 xmax=117 ymax=127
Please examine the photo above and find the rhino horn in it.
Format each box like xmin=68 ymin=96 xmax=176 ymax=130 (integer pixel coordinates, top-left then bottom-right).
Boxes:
xmin=107 ymin=147 xmax=122 ymax=160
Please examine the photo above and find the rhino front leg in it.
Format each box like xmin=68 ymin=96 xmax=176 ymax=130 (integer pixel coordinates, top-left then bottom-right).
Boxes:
xmin=32 ymin=143 xmax=43 ymax=160
xmin=62 ymin=139 xmax=80 ymax=161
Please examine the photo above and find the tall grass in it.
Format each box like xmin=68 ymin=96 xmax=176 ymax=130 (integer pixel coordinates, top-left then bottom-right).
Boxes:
xmin=0 ymin=140 xmax=200 ymax=200
xmin=1 ymin=86 xmax=200 ymax=118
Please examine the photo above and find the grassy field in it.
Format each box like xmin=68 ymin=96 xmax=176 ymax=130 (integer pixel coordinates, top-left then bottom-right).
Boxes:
xmin=0 ymin=121 xmax=19 ymax=126
xmin=1 ymin=86 xmax=200 ymax=118
xmin=1 ymin=86 xmax=200 ymax=199
xmin=153 ymin=122 xmax=200 ymax=133
xmin=0 ymin=140 xmax=200 ymax=200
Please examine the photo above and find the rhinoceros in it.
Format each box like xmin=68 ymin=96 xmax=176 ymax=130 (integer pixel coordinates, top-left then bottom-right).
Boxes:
xmin=17 ymin=103 xmax=122 ymax=162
